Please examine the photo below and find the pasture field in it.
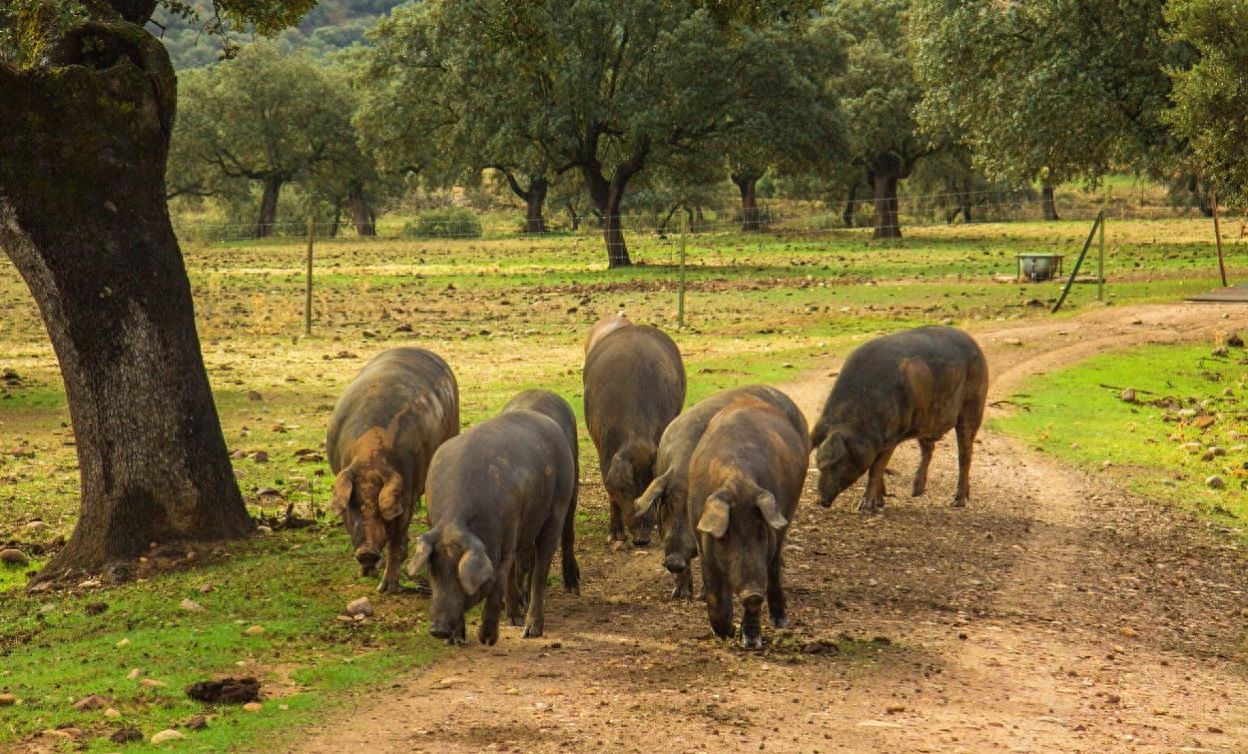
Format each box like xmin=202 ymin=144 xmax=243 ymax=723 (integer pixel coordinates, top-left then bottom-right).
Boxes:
xmin=1 ymin=211 xmax=1247 ymax=752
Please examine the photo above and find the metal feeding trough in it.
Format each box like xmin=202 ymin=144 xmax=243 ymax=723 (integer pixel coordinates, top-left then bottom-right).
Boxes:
xmin=1016 ymin=253 xmax=1064 ymax=282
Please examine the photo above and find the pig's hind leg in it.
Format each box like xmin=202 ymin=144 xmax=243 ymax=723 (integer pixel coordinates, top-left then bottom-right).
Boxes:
xmin=911 ymin=438 xmax=936 ymax=497
xmin=522 ymin=524 xmax=560 ymax=638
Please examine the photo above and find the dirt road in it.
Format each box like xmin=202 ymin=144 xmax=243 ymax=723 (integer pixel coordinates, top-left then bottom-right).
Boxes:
xmin=291 ymin=302 xmax=1248 ymax=754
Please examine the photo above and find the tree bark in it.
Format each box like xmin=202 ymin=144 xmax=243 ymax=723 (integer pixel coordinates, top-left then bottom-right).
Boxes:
xmin=0 ymin=22 xmax=252 ymax=579
xmin=254 ymin=174 xmax=283 ymax=238
xmin=523 ymin=178 xmax=548 ymax=234
xmin=842 ymin=184 xmax=857 ymax=228
xmin=1041 ymin=184 xmax=1060 ymax=221
xmin=348 ymin=182 xmax=376 ymax=237
xmin=870 ymin=162 xmax=903 ymax=240
xmin=732 ymin=171 xmax=764 ymax=232
xmin=583 ymin=166 xmax=632 ymax=268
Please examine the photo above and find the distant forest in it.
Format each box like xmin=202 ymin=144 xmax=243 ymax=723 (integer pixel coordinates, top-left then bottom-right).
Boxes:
xmin=148 ymin=0 xmax=408 ymax=69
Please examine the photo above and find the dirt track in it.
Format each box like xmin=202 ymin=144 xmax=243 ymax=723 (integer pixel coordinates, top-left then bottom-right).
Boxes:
xmin=290 ymin=302 xmax=1248 ymax=754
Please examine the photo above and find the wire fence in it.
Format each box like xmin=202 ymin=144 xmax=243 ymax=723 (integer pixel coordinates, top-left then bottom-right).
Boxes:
xmin=169 ymin=189 xmax=1231 ymax=245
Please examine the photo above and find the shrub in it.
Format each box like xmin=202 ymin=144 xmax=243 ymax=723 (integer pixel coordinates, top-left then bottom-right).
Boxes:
xmin=402 ymin=208 xmax=483 ymax=239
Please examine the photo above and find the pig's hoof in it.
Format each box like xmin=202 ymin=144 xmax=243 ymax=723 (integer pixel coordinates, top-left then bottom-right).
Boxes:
xmin=478 ymin=624 xmax=499 ymax=646
xmin=951 ymin=497 xmax=967 ymax=508
xmin=360 ymin=564 xmax=379 ymax=578
xmin=564 ymin=584 xmax=581 ymax=596
xmin=376 ymin=580 xmax=400 ymax=594
xmin=671 ymin=583 xmax=692 ymax=600
xmin=522 ymin=623 xmax=543 ymax=639
xmin=740 ymin=634 xmax=763 ymax=650
xmin=771 ymin=614 xmax=790 ymax=628
xmin=911 ymin=485 xmax=925 ymax=497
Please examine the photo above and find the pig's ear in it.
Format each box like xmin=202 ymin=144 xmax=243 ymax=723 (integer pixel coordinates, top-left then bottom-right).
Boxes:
xmin=697 ymin=493 xmax=731 ymax=539
xmin=818 ymin=434 xmax=847 ymax=465
xmin=606 ymin=452 xmax=634 ymax=495
xmin=330 ymin=466 xmax=355 ymax=516
xmin=634 ymin=469 xmax=670 ymax=518
xmin=378 ymin=470 xmax=404 ymax=521
xmin=457 ymin=537 xmax=494 ymax=594
xmin=405 ymin=531 xmax=435 ymax=577
xmin=754 ymin=491 xmax=787 ymax=530
xmin=809 ymin=419 xmax=828 ymax=451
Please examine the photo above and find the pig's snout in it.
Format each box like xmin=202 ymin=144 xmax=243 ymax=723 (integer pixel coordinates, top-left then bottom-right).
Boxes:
xmin=663 ymin=553 xmax=688 ymax=573
xmin=354 ymin=546 xmax=382 ymax=567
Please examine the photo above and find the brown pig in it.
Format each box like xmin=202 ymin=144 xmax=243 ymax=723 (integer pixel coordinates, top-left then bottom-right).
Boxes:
xmin=326 ymin=348 xmax=459 ymax=593
xmin=634 ymin=385 xmax=806 ymax=599
xmin=583 ymin=322 xmax=686 ymax=546
xmin=809 ymin=326 xmax=987 ymax=512
xmin=405 ymin=408 xmax=576 ymax=645
xmin=687 ymin=397 xmax=808 ymax=649
xmin=502 ymin=388 xmax=581 ymax=596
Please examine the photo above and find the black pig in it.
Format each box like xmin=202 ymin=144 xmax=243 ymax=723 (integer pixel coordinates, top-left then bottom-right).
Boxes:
xmin=406 ymin=408 xmax=575 ymax=645
xmin=687 ymin=397 xmax=808 ymax=649
xmin=809 ymin=326 xmax=988 ymax=512
xmin=583 ymin=322 xmax=685 ymax=545
xmin=634 ymin=385 xmax=806 ymax=599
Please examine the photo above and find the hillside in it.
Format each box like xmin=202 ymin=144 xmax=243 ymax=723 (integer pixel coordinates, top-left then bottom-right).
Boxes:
xmin=148 ymin=0 xmax=407 ymax=69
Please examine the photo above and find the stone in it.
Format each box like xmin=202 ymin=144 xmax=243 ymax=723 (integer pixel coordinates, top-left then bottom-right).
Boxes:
xmin=73 ymin=694 xmax=112 ymax=711
xmin=1119 ymin=388 xmax=1137 ymax=403
xmin=0 ymin=548 xmax=29 ymax=566
xmin=345 ymin=597 xmax=373 ymax=617
xmin=180 ymin=599 xmax=205 ymax=613
xmin=244 ymin=625 xmax=266 ymax=636
xmin=140 ymin=679 xmax=167 ymax=688
xmin=150 ymin=729 xmax=184 ymax=744
xmin=0 ymin=693 xmax=17 ymax=706
xmin=1207 ymin=475 xmax=1226 ymax=490
xmin=110 ymin=727 xmax=144 ymax=743
xmin=127 ymin=668 xmax=143 ymax=680
xmin=242 ymin=702 xmax=263 ymax=712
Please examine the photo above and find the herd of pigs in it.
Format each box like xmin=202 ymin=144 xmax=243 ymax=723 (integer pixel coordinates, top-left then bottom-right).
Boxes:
xmin=325 ymin=315 xmax=989 ymax=649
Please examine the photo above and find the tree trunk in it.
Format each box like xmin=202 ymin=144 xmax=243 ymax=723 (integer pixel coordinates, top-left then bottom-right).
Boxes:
xmin=523 ymin=178 xmax=548 ymax=234
xmin=583 ymin=167 xmax=631 ymax=268
xmin=348 ymin=183 xmax=376 ymax=237
xmin=254 ymin=174 xmax=283 ymax=238
xmin=0 ymin=42 xmax=253 ymax=579
xmin=870 ymin=165 xmax=903 ymax=240
xmin=565 ymin=201 xmax=581 ymax=232
xmin=1041 ymin=184 xmax=1060 ymax=221
xmin=732 ymin=171 xmax=764 ymax=231
xmin=842 ymin=184 xmax=857 ymax=228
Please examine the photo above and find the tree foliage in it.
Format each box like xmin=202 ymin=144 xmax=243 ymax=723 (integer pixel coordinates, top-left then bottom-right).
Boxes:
xmin=912 ymin=0 xmax=1177 ymax=189
xmin=168 ymin=45 xmax=362 ymax=236
xmin=1164 ymin=0 xmax=1248 ymax=206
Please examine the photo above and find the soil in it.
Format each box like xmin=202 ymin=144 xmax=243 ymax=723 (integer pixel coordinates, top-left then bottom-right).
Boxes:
xmin=290 ymin=302 xmax=1248 ymax=754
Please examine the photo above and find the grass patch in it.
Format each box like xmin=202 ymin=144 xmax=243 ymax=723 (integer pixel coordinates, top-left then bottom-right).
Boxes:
xmin=993 ymin=342 xmax=1248 ymax=521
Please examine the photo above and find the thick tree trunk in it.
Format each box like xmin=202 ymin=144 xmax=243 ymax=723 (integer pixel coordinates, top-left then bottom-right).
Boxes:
xmin=0 ymin=31 xmax=252 ymax=579
xmin=584 ymin=167 xmax=632 ymax=268
xmin=348 ymin=183 xmax=376 ymax=237
xmin=870 ymin=166 xmax=903 ymax=240
xmin=523 ymin=178 xmax=548 ymax=234
xmin=732 ymin=172 xmax=764 ymax=232
xmin=565 ymin=201 xmax=581 ymax=232
xmin=254 ymin=174 xmax=283 ymax=238
xmin=1041 ymin=184 xmax=1060 ymax=221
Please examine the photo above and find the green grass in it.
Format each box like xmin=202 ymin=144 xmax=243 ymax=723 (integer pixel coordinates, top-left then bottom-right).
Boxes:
xmin=2 ymin=202 xmax=1247 ymax=750
xmin=993 ymin=342 xmax=1248 ymax=521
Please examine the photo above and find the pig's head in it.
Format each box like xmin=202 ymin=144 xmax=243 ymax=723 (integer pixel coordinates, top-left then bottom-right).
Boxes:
xmin=811 ymin=426 xmax=870 ymax=508
xmin=607 ymin=439 xmax=658 ymax=546
xmin=696 ymin=478 xmax=788 ymax=649
xmin=635 ymin=469 xmax=694 ymax=573
xmin=331 ymin=459 xmax=404 ymax=574
xmin=405 ymin=524 xmax=495 ymax=645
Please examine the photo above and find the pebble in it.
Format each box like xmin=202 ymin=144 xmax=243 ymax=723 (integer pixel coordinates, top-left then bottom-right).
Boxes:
xmin=243 ymin=702 xmax=263 ymax=712
xmin=0 ymin=548 xmax=29 ymax=566
xmin=127 ymin=668 xmax=143 ymax=680
xmin=104 ymin=708 xmax=121 ymax=718
xmin=73 ymin=694 xmax=112 ymax=711
xmin=244 ymin=625 xmax=266 ymax=636
xmin=345 ymin=597 xmax=373 ymax=617
xmin=180 ymin=599 xmax=205 ymax=612
xmin=0 ymin=693 xmax=16 ymax=706
xmin=150 ymin=729 xmax=184 ymax=744
xmin=1207 ymin=476 xmax=1226 ymax=490
xmin=24 ymin=520 xmax=49 ymax=532
xmin=140 ymin=679 xmax=167 ymax=688
xmin=116 ymin=639 xmax=130 ymax=648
